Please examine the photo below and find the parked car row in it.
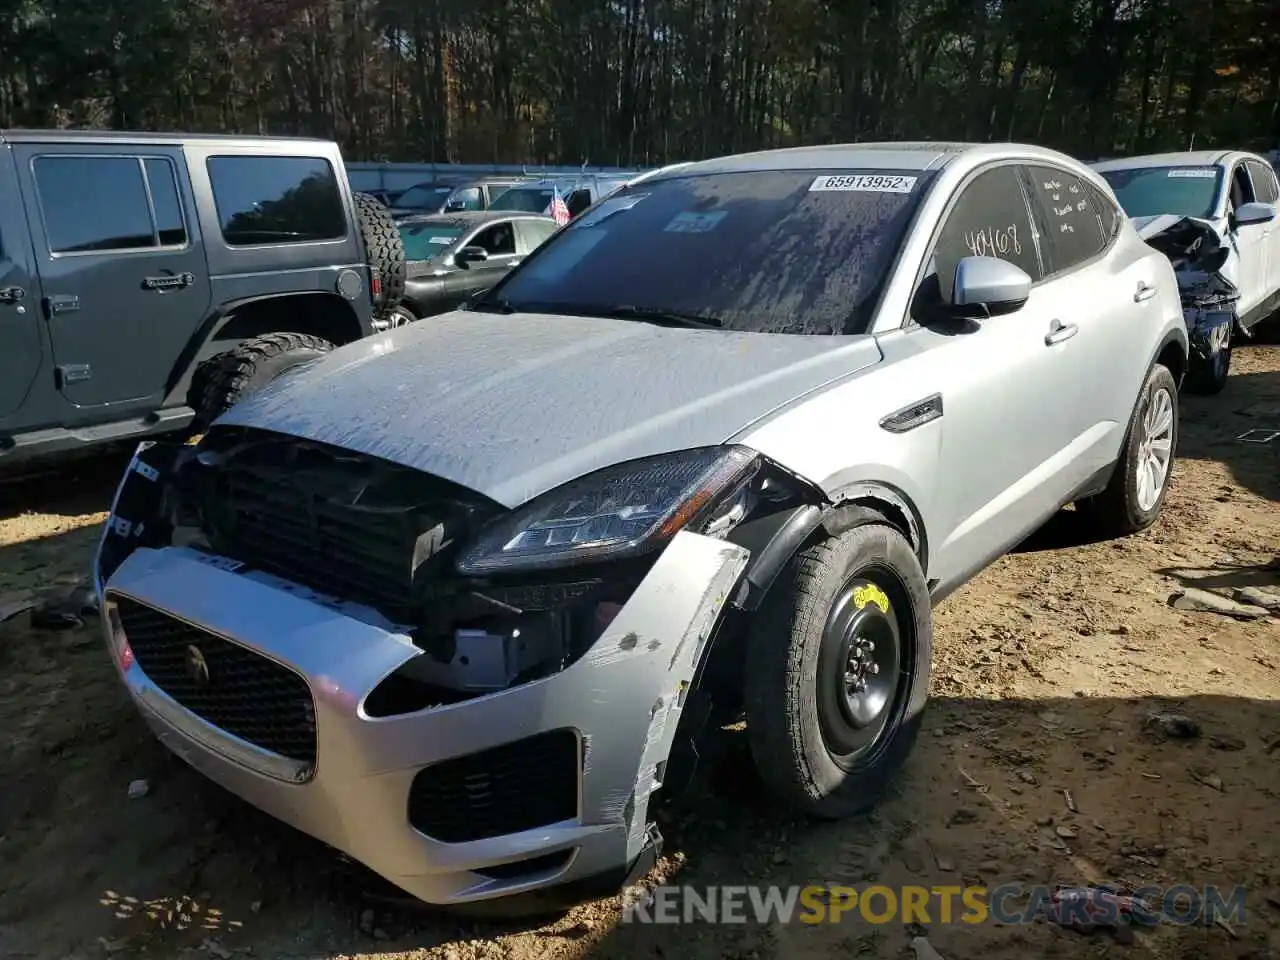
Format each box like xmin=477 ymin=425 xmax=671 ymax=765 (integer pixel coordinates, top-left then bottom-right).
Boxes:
xmin=1092 ymin=149 xmax=1280 ymax=390
xmin=97 ymin=139 xmax=1212 ymax=920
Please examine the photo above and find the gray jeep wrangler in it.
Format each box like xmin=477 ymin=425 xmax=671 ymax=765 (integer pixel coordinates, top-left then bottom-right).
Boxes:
xmin=0 ymin=129 xmax=406 ymax=475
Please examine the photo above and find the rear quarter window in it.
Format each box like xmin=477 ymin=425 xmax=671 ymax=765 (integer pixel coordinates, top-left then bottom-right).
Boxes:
xmin=207 ymin=155 xmax=346 ymax=246
xmin=1023 ymin=165 xmax=1108 ymax=276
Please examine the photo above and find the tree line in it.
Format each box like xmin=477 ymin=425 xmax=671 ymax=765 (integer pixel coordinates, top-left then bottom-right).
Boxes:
xmin=0 ymin=0 xmax=1275 ymax=166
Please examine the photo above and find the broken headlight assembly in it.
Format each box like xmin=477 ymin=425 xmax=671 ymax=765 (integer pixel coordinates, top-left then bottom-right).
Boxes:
xmin=455 ymin=445 xmax=761 ymax=576
xmin=366 ymin=447 xmax=764 ymax=715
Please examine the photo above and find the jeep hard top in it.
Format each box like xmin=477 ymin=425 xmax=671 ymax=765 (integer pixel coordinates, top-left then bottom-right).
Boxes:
xmin=0 ymin=128 xmax=406 ymax=475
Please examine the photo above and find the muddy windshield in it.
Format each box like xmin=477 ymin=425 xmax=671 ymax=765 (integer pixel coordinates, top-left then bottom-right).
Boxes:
xmin=481 ymin=169 xmax=932 ymax=335
xmin=1099 ymin=166 xmax=1223 ymax=219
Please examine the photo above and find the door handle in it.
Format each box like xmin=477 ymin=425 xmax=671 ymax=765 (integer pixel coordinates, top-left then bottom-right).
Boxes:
xmin=1134 ymin=281 xmax=1158 ymax=302
xmin=142 ymin=272 xmax=195 ymax=291
xmin=1045 ymin=319 xmax=1078 ymax=345
xmin=0 ymin=285 xmax=25 ymax=303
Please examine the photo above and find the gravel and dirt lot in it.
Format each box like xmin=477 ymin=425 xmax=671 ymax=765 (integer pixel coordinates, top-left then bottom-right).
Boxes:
xmin=1 ymin=346 xmax=1278 ymax=960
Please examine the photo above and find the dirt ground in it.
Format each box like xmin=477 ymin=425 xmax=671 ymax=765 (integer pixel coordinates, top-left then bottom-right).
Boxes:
xmin=1 ymin=346 xmax=1278 ymax=960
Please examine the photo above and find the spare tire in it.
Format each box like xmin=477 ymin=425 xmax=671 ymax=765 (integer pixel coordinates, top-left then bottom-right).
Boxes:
xmin=354 ymin=191 xmax=406 ymax=322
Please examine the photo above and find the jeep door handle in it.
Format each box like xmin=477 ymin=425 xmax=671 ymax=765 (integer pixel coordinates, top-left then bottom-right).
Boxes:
xmin=142 ymin=272 xmax=195 ymax=291
xmin=1134 ymin=281 xmax=1158 ymax=303
xmin=1045 ymin=319 xmax=1078 ymax=345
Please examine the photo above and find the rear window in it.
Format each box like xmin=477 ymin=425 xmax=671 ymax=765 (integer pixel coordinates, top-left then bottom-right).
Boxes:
xmin=398 ymin=222 xmax=465 ymax=261
xmin=489 ymin=169 xmax=931 ymax=335
xmin=395 ymin=184 xmax=453 ymax=209
xmin=207 ymin=155 xmax=346 ymax=246
xmin=1099 ymin=165 xmax=1222 ymax=219
xmin=489 ymin=188 xmax=555 ymax=213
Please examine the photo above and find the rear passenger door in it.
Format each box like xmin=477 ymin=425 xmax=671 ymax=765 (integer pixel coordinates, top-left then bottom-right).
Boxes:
xmin=14 ymin=145 xmax=212 ymax=408
xmin=1021 ymin=164 xmax=1157 ymax=467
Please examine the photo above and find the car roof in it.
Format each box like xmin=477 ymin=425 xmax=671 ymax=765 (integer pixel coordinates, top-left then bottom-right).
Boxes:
xmin=641 ymin=141 xmax=1091 ymax=179
xmin=1092 ymin=150 xmax=1257 ymax=172
xmin=396 ymin=210 xmax=552 ymax=227
xmin=0 ymin=128 xmax=333 ymax=146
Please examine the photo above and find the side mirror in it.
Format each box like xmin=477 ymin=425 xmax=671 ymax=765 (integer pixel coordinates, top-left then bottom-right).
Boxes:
xmin=1233 ymin=201 xmax=1276 ymax=228
xmin=455 ymin=246 xmax=489 ymax=267
xmin=950 ymin=256 xmax=1032 ymax=317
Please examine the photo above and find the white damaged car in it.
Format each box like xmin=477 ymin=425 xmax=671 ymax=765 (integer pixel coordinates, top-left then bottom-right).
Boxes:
xmin=95 ymin=141 xmax=1188 ymax=914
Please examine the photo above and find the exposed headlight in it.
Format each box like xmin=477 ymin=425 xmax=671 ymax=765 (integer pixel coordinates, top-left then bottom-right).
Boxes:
xmin=455 ymin=446 xmax=759 ymax=576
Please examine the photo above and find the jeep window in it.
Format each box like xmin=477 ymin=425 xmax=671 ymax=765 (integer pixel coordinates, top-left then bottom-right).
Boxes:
xmin=144 ymin=158 xmax=188 ymax=246
xmin=34 ymin=156 xmax=172 ymax=254
xmin=1099 ymin=166 xmax=1223 ymax=219
xmin=486 ymin=169 xmax=931 ymax=335
xmin=398 ymin=222 xmax=465 ymax=262
xmin=207 ymin=156 xmax=346 ymax=246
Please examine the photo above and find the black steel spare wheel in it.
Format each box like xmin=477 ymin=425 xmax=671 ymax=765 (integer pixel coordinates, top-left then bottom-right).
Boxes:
xmin=744 ymin=514 xmax=932 ymax=820
xmin=815 ymin=576 xmax=902 ymax=768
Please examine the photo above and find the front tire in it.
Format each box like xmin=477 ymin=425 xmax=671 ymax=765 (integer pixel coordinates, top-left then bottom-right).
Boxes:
xmin=1079 ymin=362 xmax=1178 ymax=536
xmin=744 ymin=518 xmax=931 ymax=819
xmin=189 ymin=333 xmax=333 ymax=430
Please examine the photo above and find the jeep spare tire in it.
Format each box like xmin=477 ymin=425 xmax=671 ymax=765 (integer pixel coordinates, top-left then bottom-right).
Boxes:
xmin=353 ymin=191 xmax=406 ymax=322
xmin=189 ymin=333 xmax=333 ymax=430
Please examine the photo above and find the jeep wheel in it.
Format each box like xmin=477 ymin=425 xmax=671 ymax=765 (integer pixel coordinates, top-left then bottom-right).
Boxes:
xmin=387 ymin=303 xmax=417 ymax=328
xmin=354 ymin=192 xmax=406 ymax=323
xmin=189 ymin=333 xmax=333 ymax=430
xmin=1079 ymin=362 xmax=1178 ymax=537
xmin=744 ymin=518 xmax=931 ymax=819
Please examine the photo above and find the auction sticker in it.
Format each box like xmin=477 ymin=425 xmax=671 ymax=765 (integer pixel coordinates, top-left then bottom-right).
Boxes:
xmin=1167 ymin=168 xmax=1217 ymax=178
xmin=810 ymin=174 xmax=918 ymax=193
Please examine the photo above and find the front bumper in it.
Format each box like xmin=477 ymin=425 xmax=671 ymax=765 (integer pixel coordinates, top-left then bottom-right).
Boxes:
xmin=94 ymin=451 xmax=749 ymax=906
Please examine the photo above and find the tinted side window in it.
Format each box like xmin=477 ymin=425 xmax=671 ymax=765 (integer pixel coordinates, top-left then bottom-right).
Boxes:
xmin=206 ymin=156 xmax=345 ymax=246
xmin=566 ymin=190 xmax=592 ymax=217
xmin=932 ymin=165 xmax=1041 ymax=300
xmin=1023 ymin=165 xmax=1107 ymax=275
xmin=473 ymin=222 xmax=516 ymax=255
xmin=451 ymin=187 xmax=482 ymax=210
xmin=1246 ymin=160 xmax=1279 ymax=204
xmin=35 ymin=156 xmax=155 ymax=254
xmin=144 ymin=158 xmax=188 ymax=246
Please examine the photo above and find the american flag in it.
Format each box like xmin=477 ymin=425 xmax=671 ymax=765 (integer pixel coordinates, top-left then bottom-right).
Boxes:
xmin=549 ymin=186 xmax=571 ymax=226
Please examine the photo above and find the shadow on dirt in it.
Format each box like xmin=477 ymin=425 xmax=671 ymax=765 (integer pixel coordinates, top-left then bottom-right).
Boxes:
xmin=0 ymin=448 xmax=132 ymax=521
xmin=1178 ymin=361 xmax=1279 ymax=503
xmin=5 ymin=657 xmax=1278 ymax=959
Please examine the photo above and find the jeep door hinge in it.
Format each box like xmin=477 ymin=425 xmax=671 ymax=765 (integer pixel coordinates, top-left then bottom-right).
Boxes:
xmin=56 ymin=364 xmax=92 ymax=386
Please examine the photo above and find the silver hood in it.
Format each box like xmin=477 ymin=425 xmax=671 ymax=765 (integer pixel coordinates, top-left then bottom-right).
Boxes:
xmin=216 ymin=312 xmax=882 ymax=507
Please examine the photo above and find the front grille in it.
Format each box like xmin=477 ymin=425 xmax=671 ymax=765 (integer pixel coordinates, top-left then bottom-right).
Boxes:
xmin=407 ymin=730 xmax=580 ymax=843
xmin=113 ymin=595 xmax=317 ymax=767
xmin=191 ymin=430 xmax=497 ymax=621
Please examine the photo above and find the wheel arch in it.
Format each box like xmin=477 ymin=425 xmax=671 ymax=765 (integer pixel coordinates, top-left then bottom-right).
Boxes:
xmin=163 ymin=292 xmax=364 ymax=406
xmin=1153 ymin=326 xmax=1189 ymax=388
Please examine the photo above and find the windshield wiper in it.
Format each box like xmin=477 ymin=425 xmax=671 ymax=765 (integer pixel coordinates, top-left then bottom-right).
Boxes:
xmin=596 ymin=304 xmax=723 ymax=330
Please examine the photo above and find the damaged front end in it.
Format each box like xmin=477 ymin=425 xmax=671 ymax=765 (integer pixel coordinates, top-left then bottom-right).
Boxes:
xmin=93 ymin=427 xmax=817 ymax=909
xmin=1139 ymin=215 xmax=1240 ymax=387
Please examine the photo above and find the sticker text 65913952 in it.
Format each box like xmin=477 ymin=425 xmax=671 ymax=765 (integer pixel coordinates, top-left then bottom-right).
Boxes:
xmin=810 ymin=174 xmax=918 ymax=194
